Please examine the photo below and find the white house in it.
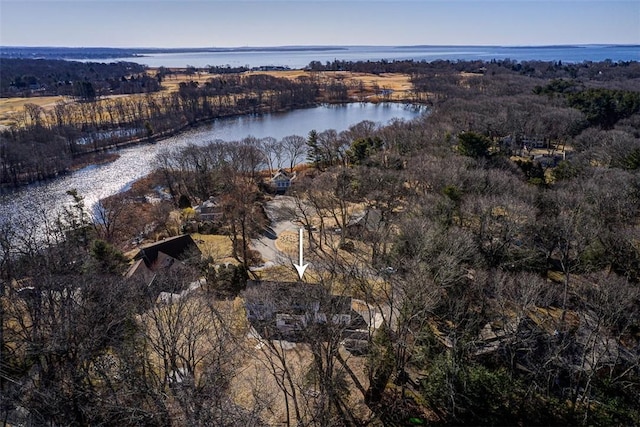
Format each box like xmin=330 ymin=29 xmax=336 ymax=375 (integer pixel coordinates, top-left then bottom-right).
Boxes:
xmin=270 ymin=169 xmax=296 ymax=194
xmin=194 ymin=196 xmax=221 ymax=221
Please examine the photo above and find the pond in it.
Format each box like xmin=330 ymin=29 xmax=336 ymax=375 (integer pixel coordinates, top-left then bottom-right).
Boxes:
xmin=0 ymin=102 xmax=425 ymax=232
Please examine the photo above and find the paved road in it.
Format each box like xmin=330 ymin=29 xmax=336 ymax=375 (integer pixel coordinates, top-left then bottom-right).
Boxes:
xmin=250 ymin=195 xmax=301 ymax=270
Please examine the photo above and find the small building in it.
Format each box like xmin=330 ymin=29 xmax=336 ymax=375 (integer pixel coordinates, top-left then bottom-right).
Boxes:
xmin=194 ymin=196 xmax=221 ymax=221
xmin=501 ymin=135 xmax=546 ymax=154
xmin=269 ymin=169 xmax=296 ymax=194
xmin=346 ymin=209 xmax=383 ymax=239
xmin=533 ymin=153 xmax=565 ymax=168
xmin=522 ymin=137 xmax=546 ymax=150
xmin=244 ymin=280 xmax=361 ymax=341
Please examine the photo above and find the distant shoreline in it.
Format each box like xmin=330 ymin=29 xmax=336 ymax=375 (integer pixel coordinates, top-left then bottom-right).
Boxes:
xmin=2 ymin=44 xmax=638 ymax=61
xmin=0 ymin=45 xmax=351 ymax=60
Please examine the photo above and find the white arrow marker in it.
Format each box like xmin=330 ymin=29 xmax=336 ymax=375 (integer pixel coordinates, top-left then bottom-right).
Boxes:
xmin=293 ymin=227 xmax=309 ymax=280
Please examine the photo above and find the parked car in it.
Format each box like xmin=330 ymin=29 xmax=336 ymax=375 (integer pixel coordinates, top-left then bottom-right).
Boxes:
xmin=379 ymin=266 xmax=397 ymax=275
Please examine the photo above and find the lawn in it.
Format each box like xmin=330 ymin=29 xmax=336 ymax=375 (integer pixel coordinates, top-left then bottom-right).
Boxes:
xmin=191 ymin=233 xmax=237 ymax=264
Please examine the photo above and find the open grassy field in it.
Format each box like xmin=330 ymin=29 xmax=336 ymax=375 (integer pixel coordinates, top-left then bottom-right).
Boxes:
xmin=245 ymin=70 xmax=414 ymax=101
xmin=0 ymin=69 xmax=415 ymax=127
xmin=342 ymin=71 xmax=414 ymax=100
xmin=156 ymin=70 xmax=217 ymax=92
xmin=0 ymin=95 xmax=67 ymax=127
xmin=162 ymin=69 xmax=413 ymax=97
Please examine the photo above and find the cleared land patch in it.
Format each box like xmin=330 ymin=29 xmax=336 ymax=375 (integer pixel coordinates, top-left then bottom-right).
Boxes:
xmin=192 ymin=233 xmax=236 ymax=264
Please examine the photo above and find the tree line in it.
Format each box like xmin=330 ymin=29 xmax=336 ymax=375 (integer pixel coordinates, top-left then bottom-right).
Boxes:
xmin=0 ymin=73 xmax=339 ymax=188
xmin=0 ymin=58 xmax=159 ymax=99
xmin=307 ymin=57 xmax=640 ymax=83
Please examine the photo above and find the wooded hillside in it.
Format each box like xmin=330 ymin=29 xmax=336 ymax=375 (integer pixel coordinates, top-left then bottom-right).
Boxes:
xmin=1 ymin=58 xmax=639 ymax=426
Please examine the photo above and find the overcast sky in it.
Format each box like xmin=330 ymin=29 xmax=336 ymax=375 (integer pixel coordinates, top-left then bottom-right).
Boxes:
xmin=1 ymin=0 xmax=638 ymax=48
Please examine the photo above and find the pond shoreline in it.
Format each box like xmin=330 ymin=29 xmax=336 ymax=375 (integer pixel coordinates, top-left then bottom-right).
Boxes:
xmin=2 ymin=100 xmax=402 ymax=192
xmin=0 ymin=102 xmax=425 ymax=236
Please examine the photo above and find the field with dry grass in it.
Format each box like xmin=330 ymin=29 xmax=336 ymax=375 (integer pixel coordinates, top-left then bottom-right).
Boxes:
xmin=0 ymin=95 xmax=66 ymax=127
xmin=191 ymin=233 xmax=236 ymax=264
xmin=248 ymin=69 xmax=414 ymax=101
xmin=232 ymin=335 xmax=374 ymax=425
xmin=156 ymin=70 xmax=216 ymax=92
xmin=0 ymin=69 xmax=415 ymax=127
xmin=163 ymin=69 xmax=413 ymax=98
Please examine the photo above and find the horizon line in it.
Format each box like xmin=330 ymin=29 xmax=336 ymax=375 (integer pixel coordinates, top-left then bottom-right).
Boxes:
xmin=2 ymin=43 xmax=639 ymax=50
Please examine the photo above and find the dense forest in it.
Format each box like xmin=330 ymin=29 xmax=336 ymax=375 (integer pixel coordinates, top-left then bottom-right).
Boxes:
xmin=1 ymin=58 xmax=640 ymax=425
xmin=0 ymin=58 xmax=160 ymax=98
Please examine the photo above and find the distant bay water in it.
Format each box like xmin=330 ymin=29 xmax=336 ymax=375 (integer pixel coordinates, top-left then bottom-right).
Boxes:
xmin=102 ymin=45 xmax=640 ymax=69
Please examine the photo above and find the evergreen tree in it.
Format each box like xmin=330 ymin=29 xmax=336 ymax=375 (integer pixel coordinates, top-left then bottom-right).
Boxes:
xmin=306 ymin=129 xmax=323 ymax=168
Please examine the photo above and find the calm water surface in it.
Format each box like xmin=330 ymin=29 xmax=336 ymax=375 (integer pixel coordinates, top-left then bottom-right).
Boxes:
xmin=106 ymin=45 xmax=640 ymax=69
xmin=1 ymin=103 xmax=424 ymax=228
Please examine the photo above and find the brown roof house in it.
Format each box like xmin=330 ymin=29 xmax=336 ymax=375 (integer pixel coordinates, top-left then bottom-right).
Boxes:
xmin=125 ymin=234 xmax=202 ymax=298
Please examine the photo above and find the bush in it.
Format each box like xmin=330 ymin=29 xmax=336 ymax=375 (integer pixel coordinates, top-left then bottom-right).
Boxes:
xmin=210 ymin=264 xmax=248 ymax=298
xmin=420 ymin=356 xmax=521 ymax=425
xmin=457 ymin=131 xmax=491 ymax=158
xmin=178 ymin=194 xmax=192 ymax=209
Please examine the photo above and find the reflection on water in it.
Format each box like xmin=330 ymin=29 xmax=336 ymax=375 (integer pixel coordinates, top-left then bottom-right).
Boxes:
xmin=0 ymin=103 xmax=425 ymax=233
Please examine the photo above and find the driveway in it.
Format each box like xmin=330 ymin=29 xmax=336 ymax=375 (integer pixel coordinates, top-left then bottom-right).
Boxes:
xmin=250 ymin=195 xmax=301 ymax=270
